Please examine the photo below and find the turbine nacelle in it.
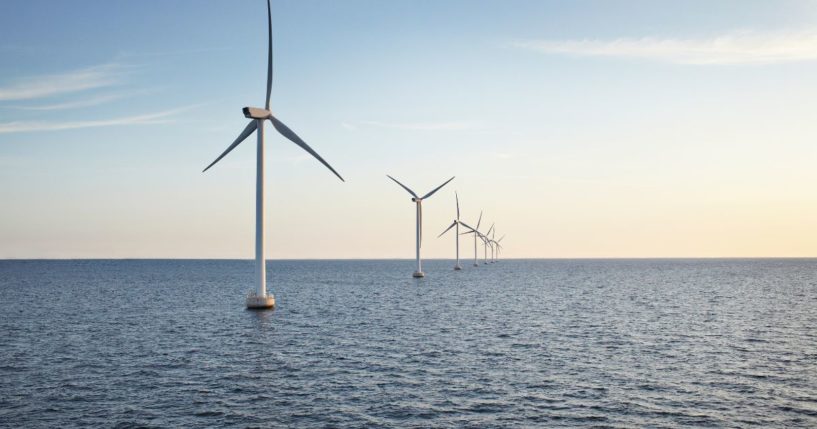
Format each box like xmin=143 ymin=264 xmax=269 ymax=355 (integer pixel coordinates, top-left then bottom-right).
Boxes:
xmin=411 ymin=197 xmax=422 ymax=203
xmin=243 ymin=107 xmax=272 ymax=119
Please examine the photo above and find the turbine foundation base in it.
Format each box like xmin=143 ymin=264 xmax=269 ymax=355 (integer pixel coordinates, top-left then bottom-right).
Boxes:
xmin=412 ymin=271 xmax=425 ymax=278
xmin=246 ymin=293 xmax=275 ymax=310
xmin=454 ymin=265 xmax=462 ymax=271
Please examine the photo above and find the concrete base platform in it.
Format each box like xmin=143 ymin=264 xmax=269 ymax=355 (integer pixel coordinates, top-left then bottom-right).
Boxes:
xmin=454 ymin=265 xmax=462 ymax=271
xmin=412 ymin=271 xmax=425 ymax=278
xmin=246 ymin=293 xmax=275 ymax=310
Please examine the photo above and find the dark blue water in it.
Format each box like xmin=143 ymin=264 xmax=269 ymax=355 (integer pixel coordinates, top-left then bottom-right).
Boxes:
xmin=1 ymin=259 xmax=816 ymax=428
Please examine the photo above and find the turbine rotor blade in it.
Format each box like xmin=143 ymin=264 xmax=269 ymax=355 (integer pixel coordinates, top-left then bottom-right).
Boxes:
xmin=265 ymin=0 xmax=273 ymax=110
xmin=458 ymin=221 xmax=476 ymax=232
xmin=476 ymin=211 xmax=482 ymax=230
xmin=386 ymin=175 xmax=418 ymax=199
xmin=421 ymin=176 xmax=455 ymax=200
xmin=438 ymin=221 xmax=457 ymax=238
xmin=269 ymin=116 xmax=344 ymax=181
xmin=455 ymin=191 xmax=460 ymax=220
xmin=202 ymin=120 xmax=258 ymax=172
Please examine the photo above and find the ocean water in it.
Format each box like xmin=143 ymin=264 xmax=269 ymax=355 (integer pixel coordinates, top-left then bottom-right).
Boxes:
xmin=1 ymin=259 xmax=816 ymax=428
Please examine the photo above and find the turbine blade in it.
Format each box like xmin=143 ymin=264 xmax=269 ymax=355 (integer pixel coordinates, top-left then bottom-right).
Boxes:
xmin=458 ymin=221 xmax=476 ymax=232
xmin=264 ymin=0 xmax=273 ymax=110
xmin=421 ymin=176 xmax=455 ymax=200
xmin=486 ymin=223 xmax=494 ymax=236
xmin=476 ymin=211 xmax=482 ymax=230
xmin=437 ymin=221 xmax=457 ymax=238
xmin=455 ymin=191 xmax=460 ymax=219
xmin=202 ymin=120 xmax=258 ymax=172
xmin=386 ymin=175 xmax=418 ymax=198
xmin=498 ymin=235 xmax=505 ymax=243
xmin=270 ymin=116 xmax=344 ymax=181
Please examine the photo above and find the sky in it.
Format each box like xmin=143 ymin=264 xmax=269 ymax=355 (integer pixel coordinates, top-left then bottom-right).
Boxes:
xmin=1 ymin=0 xmax=817 ymax=259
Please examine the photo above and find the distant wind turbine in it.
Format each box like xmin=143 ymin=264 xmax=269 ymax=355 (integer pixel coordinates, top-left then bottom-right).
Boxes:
xmin=202 ymin=0 xmax=344 ymax=309
xmin=388 ymin=175 xmax=455 ymax=277
xmin=489 ymin=227 xmax=497 ymax=263
xmin=494 ymin=235 xmax=505 ymax=262
xmin=461 ymin=228 xmax=491 ymax=265
xmin=437 ymin=192 xmax=477 ymax=270
xmin=483 ymin=223 xmax=494 ymax=264
xmin=461 ymin=211 xmax=483 ymax=267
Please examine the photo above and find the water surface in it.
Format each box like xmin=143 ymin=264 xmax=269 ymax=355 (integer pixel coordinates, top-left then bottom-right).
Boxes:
xmin=1 ymin=259 xmax=816 ymax=427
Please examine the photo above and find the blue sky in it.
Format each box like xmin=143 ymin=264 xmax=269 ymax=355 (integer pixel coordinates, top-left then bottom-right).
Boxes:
xmin=2 ymin=0 xmax=817 ymax=258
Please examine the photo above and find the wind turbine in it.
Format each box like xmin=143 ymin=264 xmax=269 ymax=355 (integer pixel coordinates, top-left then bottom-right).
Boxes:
xmin=462 ymin=211 xmax=483 ymax=267
xmin=203 ymin=0 xmax=344 ymax=309
xmin=489 ymin=227 xmax=497 ymax=263
xmin=437 ymin=192 xmax=477 ymax=270
xmin=483 ymin=223 xmax=494 ymax=264
xmin=494 ymin=235 xmax=505 ymax=262
xmin=460 ymin=227 xmax=489 ymax=265
xmin=387 ymin=175 xmax=455 ymax=277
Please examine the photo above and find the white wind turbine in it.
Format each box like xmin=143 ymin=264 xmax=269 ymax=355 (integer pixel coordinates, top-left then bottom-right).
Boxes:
xmin=494 ymin=235 xmax=505 ymax=262
xmin=437 ymin=192 xmax=477 ymax=270
xmin=461 ymin=211 xmax=483 ymax=267
xmin=463 ymin=229 xmax=490 ymax=265
xmin=483 ymin=223 xmax=494 ymax=264
xmin=489 ymin=227 xmax=497 ymax=263
xmin=387 ymin=175 xmax=455 ymax=278
xmin=203 ymin=0 xmax=344 ymax=309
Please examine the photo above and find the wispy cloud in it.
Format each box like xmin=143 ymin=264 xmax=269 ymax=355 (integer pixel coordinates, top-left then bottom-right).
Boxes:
xmin=0 ymin=63 xmax=128 ymax=101
xmin=1 ymin=91 xmax=146 ymax=111
xmin=511 ymin=31 xmax=817 ymax=65
xmin=358 ymin=120 xmax=480 ymax=131
xmin=0 ymin=105 xmax=195 ymax=134
xmin=115 ymin=47 xmax=233 ymax=59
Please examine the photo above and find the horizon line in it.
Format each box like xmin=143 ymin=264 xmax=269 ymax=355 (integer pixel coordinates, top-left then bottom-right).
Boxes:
xmin=2 ymin=256 xmax=817 ymax=261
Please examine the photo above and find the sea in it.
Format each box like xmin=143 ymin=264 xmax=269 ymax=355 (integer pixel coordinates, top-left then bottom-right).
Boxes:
xmin=1 ymin=259 xmax=816 ymax=428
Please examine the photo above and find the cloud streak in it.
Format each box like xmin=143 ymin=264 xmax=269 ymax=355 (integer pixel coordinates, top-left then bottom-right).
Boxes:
xmin=0 ymin=105 xmax=194 ymax=134
xmin=1 ymin=91 xmax=143 ymax=111
xmin=0 ymin=63 xmax=125 ymax=101
xmin=511 ymin=31 xmax=817 ymax=65
xmin=358 ymin=120 xmax=479 ymax=131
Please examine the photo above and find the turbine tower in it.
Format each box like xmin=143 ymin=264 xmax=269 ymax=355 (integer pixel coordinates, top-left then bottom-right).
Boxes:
xmin=388 ymin=175 xmax=455 ymax=277
xmin=438 ymin=192 xmax=477 ymax=270
xmin=494 ymin=235 xmax=505 ymax=262
xmin=463 ymin=211 xmax=483 ymax=267
xmin=203 ymin=0 xmax=344 ymax=309
xmin=483 ymin=223 xmax=494 ymax=264
xmin=489 ymin=227 xmax=497 ymax=263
